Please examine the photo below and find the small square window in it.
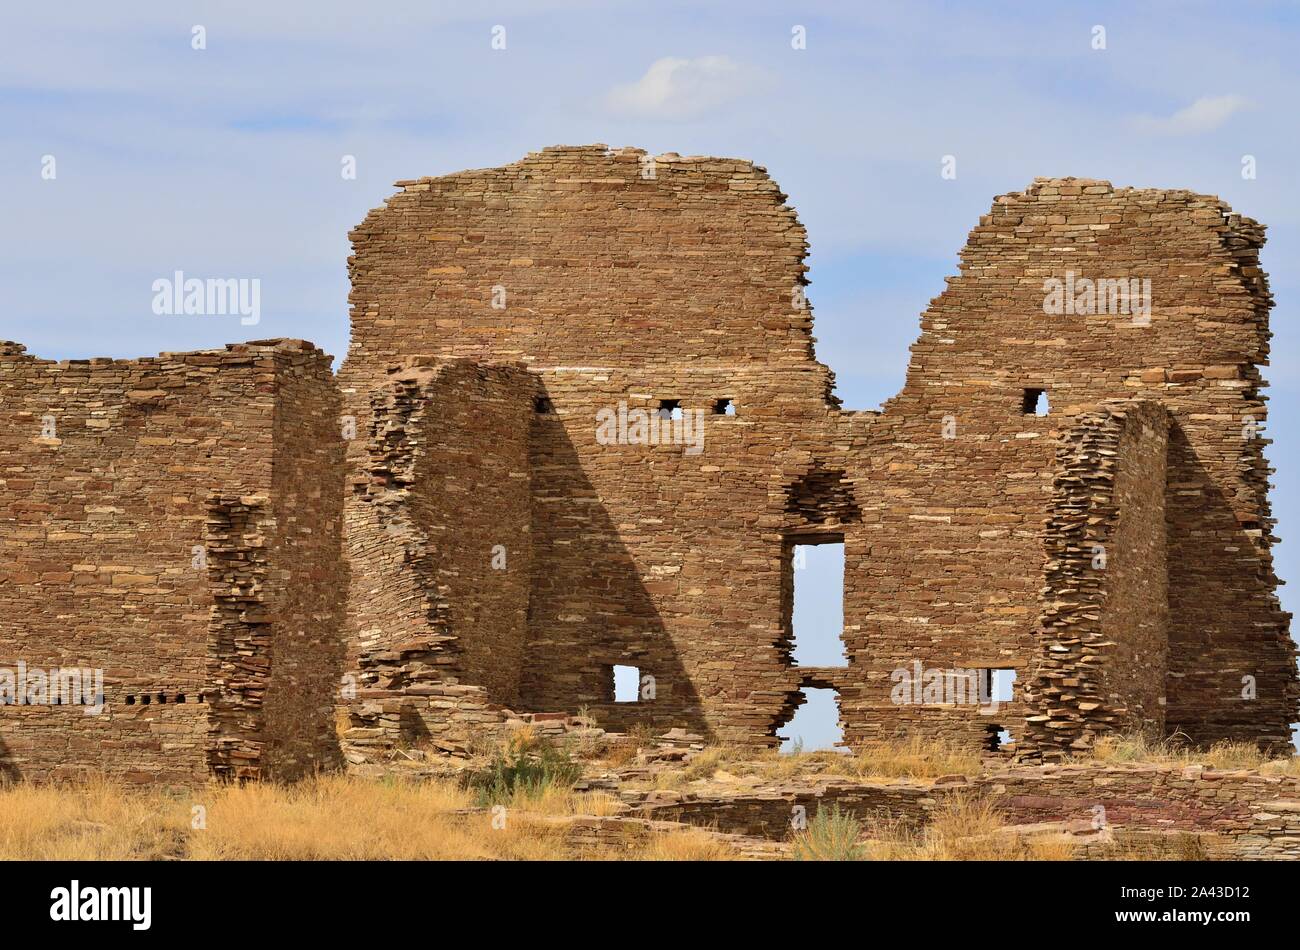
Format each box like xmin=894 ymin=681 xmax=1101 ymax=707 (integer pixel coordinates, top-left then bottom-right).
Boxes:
xmin=985 ymin=724 xmax=1014 ymax=751
xmin=612 ymin=664 xmax=641 ymax=703
xmin=713 ymin=398 xmax=736 ymax=416
xmin=534 ymin=396 xmax=554 ymax=414
xmin=657 ymin=399 xmax=682 ymax=421
xmin=981 ymin=668 xmax=1017 ymax=703
xmin=1021 ymin=388 xmax=1049 ymax=416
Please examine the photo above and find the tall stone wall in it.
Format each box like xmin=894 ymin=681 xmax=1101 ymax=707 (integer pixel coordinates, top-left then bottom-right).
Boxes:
xmin=0 ymin=339 xmax=345 ymax=783
xmin=5 ymin=147 xmax=1286 ymax=779
xmin=521 ymin=365 xmax=850 ymax=737
xmin=870 ymin=178 xmax=1293 ymax=750
xmin=260 ymin=347 xmax=347 ymax=779
xmin=345 ymin=359 xmax=535 ymax=707
xmin=340 ymin=150 xmax=1295 ymax=752
xmin=341 ymin=145 xmax=849 ymax=743
xmin=1022 ymin=401 xmax=1169 ymax=757
xmin=343 ymin=144 xmax=831 ymax=381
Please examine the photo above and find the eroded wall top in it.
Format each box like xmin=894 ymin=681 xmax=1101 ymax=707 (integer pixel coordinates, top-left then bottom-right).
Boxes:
xmin=343 ymin=144 xmax=833 ymax=399
xmin=886 ymin=177 xmax=1271 ymax=422
xmin=0 ymin=338 xmax=332 ymax=685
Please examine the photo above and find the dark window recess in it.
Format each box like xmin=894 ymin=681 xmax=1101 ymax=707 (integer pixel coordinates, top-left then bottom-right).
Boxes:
xmin=1021 ymin=388 xmax=1049 ymax=416
xmin=984 ymin=724 xmax=1014 ymax=751
xmin=656 ymin=399 xmax=682 ymax=421
xmin=713 ymin=398 xmax=736 ymax=416
xmin=122 ymin=691 xmax=188 ymax=705
xmin=533 ymin=396 xmax=554 ymax=414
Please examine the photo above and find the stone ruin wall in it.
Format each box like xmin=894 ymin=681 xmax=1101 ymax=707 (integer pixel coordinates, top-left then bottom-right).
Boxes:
xmin=1023 ymin=401 xmax=1169 ymax=755
xmin=869 ymin=178 xmax=1294 ymax=752
xmin=346 ymin=358 xmax=535 ymax=704
xmin=342 ymin=147 xmax=1297 ymax=755
xmin=241 ymin=346 xmax=347 ymax=780
xmin=640 ymin=762 xmax=1300 ymax=859
xmin=341 ymin=145 xmax=847 ymax=743
xmin=0 ymin=144 xmax=1295 ymax=783
xmin=0 ymin=340 xmax=345 ymax=783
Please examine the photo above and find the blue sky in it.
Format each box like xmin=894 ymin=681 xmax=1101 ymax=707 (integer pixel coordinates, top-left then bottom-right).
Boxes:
xmin=4 ymin=1 xmax=1298 ymax=749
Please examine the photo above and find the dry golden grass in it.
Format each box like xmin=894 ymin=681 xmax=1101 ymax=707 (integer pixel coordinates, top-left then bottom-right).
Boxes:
xmin=0 ymin=776 xmax=190 ymax=860
xmin=584 ymin=723 xmax=661 ymax=769
xmin=191 ymin=774 xmax=507 ymax=860
xmin=676 ymin=746 xmax=855 ymax=784
xmin=638 ymin=734 xmax=1300 ymax=785
xmin=9 ymin=730 xmax=1284 ymax=861
xmin=662 ymin=737 xmax=981 ymax=786
xmin=850 ymin=736 xmax=982 ymax=781
xmin=602 ymin=741 xmax=641 ymax=769
xmin=681 ymin=747 xmax=724 ymax=782
xmin=1257 ymin=758 xmax=1300 ymax=778
xmin=634 ymin=826 xmax=739 ymax=861
xmin=756 ymin=748 xmax=854 ymax=781
xmin=504 ymin=783 xmax=623 ymax=817
xmin=0 ymin=774 xmax=673 ymax=861
xmin=866 ymin=794 xmax=1075 ymax=861
xmin=780 ymin=793 xmax=1074 ymax=861
xmin=1088 ymin=733 xmax=1300 ymax=775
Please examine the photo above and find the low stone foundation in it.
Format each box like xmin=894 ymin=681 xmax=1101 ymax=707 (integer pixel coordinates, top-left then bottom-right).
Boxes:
xmin=632 ymin=762 xmax=1300 ymax=859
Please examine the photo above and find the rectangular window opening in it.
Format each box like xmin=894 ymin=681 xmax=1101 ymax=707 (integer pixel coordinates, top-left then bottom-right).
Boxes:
xmin=984 ymin=724 xmax=1014 ymax=751
xmin=1021 ymin=388 xmax=1049 ymax=416
xmin=790 ymin=537 xmax=847 ymax=668
xmin=612 ymin=664 xmax=640 ymax=703
xmin=777 ymin=687 xmax=845 ymax=753
xmin=657 ymin=399 xmax=682 ymax=421
xmin=981 ymin=668 xmax=1017 ymax=704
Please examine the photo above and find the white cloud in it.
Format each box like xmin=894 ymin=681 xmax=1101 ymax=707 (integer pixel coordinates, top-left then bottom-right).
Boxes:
xmin=1132 ymin=95 xmax=1255 ymax=135
xmin=605 ymin=56 xmax=756 ymax=119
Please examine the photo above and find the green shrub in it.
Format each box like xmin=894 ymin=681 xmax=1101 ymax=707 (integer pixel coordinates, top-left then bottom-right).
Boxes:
xmin=791 ymin=803 xmax=866 ymax=861
xmin=468 ymin=733 xmax=583 ymax=805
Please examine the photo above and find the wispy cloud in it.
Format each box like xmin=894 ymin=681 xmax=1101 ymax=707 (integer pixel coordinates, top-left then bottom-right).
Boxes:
xmin=605 ymin=56 xmax=757 ymax=119
xmin=1131 ymin=94 xmax=1255 ymax=135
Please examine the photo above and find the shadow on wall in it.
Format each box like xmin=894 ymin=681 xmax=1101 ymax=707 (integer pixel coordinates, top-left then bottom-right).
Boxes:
xmin=521 ymin=405 xmax=709 ymax=737
xmin=0 ymin=737 xmax=15 ymax=783
xmin=1165 ymin=422 xmax=1295 ymax=748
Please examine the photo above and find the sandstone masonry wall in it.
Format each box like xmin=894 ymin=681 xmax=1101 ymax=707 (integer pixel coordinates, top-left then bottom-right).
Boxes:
xmin=879 ymin=179 xmax=1293 ymax=748
xmin=0 ymin=340 xmax=344 ymax=783
xmin=340 ymin=150 xmax=1296 ymax=753
xmin=346 ymin=359 xmax=534 ymax=705
xmin=1022 ymin=401 xmax=1169 ymax=756
xmin=640 ymin=763 xmax=1300 ymax=859
xmin=341 ymin=146 xmax=849 ymax=744
xmin=5 ymin=147 xmax=1290 ymax=780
